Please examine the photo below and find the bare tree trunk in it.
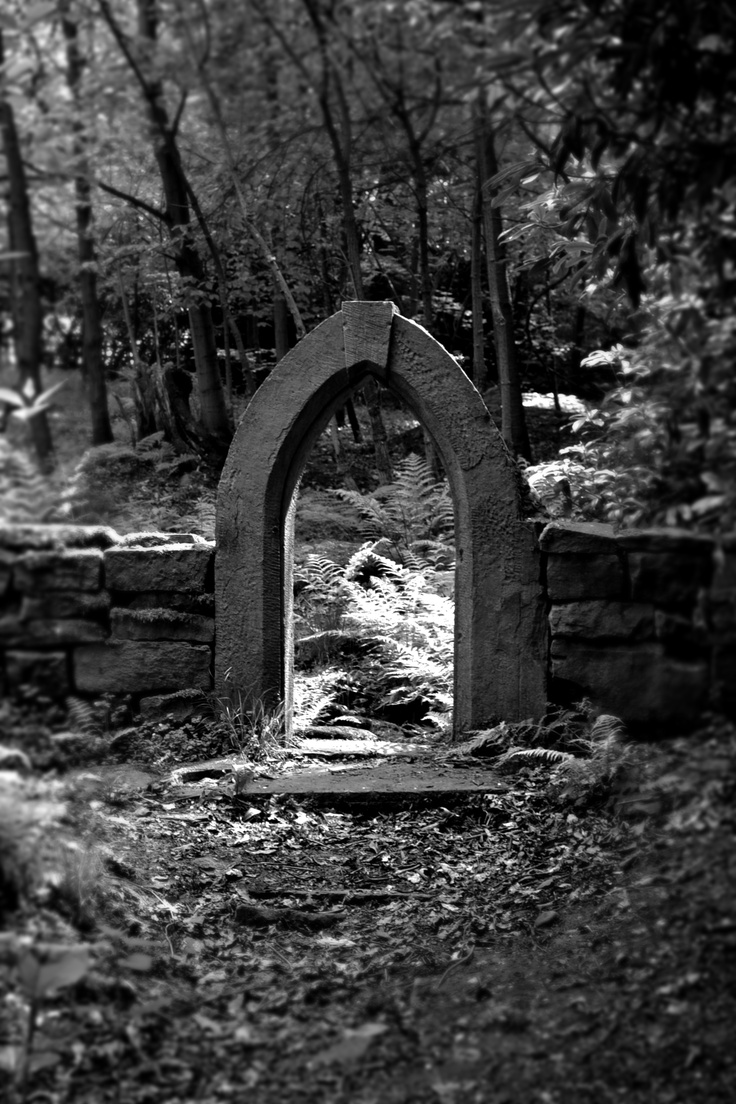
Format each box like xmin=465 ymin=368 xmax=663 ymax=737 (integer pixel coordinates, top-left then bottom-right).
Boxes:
xmin=0 ymin=30 xmax=53 ymax=469
xmin=470 ymin=179 xmax=487 ymax=388
xmin=301 ymin=0 xmax=393 ymax=485
xmin=60 ymin=4 xmax=113 ymax=446
xmin=100 ymin=0 xmax=231 ymax=445
xmin=273 ymin=293 xmax=291 ymax=362
xmin=475 ymin=91 xmax=531 ymax=460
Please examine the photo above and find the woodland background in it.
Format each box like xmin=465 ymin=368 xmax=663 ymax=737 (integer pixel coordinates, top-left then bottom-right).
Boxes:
xmin=1 ymin=0 xmax=734 ymax=538
xmin=2 ymin=5 xmax=736 ymax=1103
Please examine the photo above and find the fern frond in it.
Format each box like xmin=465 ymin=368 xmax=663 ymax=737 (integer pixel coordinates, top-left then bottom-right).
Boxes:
xmin=66 ymin=696 xmax=105 ymax=738
xmin=496 ymin=746 xmax=577 ymax=767
xmin=589 ymin=714 xmax=627 ymax=742
xmin=333 ymin=454 xmax=454 ymax=548
xmin=0 ymin=440 xmax=60 ymax=523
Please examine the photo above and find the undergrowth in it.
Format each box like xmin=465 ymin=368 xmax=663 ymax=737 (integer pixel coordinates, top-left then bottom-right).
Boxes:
xmin=294 ymin=541 xmax=454 ymax=729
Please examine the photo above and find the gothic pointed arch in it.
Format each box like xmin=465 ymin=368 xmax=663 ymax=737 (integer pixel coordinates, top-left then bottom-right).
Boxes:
xmin=215 ymin=301 xmax=546 ymax=735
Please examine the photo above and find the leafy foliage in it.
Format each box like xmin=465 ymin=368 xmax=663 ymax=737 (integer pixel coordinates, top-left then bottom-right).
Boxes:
xmin=0 ymin=441 xmax=59 ymax=524
xmin=333 ymin=453 xmax=454 ymax=557
xmin=294 ymin=541 xmax=454 ymax=729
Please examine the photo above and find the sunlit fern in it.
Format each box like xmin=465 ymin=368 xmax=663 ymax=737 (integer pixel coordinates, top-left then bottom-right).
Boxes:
xmin=0 ymin=439 xmax=59 ymax=523
xmin=333 ymin=452 xmax=454 ymax=549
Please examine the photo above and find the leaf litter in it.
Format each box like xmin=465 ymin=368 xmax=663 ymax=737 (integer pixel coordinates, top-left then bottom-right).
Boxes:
xmin=1 ymin=712 xmax=735 ymax=1103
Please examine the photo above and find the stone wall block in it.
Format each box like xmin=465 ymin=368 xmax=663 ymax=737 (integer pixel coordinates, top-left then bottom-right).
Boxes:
xmin=0 ymin=549 xmax=13 ymax=599
xmin=711 ymin=544 xmax=736 ymax=594
xmin=0 ymin=523 xmax=119 ymax=551
xmin=4 ymin=650 xmax=69 ymax=696
xmin=20 ymin=591 xmax=111 ymax=620
xmin=712 ymin=645 xmax=736 ymax=718
xmin=110 ymin=608 xmax=215 ymax=643
xmin=104 ymin=545 xmax=214 ymax=593
xmin=538 ymin=521 xmax=617 ymax=555
xmin=0 ymin=617 xmax=107 ymax=646
xmin=14 ymin=550 xmax=103 ymax=593
xmin=74 ymin=641 xmax=211 ymax=693
xmin=550 ymin=640 xmax=708 ymax=729
xmin=116 ymin=532 xmax=209 ymax=548
xmin=655 ymin=609 xmax=709 ymax=650
xmin=616 ymin=527 xmax=716 ymax=556
xmin=707 ymin=595 xmax=736 ymax=638
xmin=139 ymin=689 xmax=208 ymax=721
xmin=121 ymin=591 xmax=215 ymax=616
xmin=549 ymin=601 xmax=654 ymax=640
xmin=628 ymin=552 xmax=712 ymax=605
xmin=546 ymin=554 xmax=625 ymax=601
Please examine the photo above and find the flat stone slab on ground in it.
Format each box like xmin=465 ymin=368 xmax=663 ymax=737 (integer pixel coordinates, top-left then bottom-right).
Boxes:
xmin=171 ymin=755 xmax=509 ymax=796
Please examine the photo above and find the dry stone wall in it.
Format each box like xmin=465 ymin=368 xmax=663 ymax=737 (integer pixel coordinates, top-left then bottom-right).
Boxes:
xmin=1 ymin=521 xmax=733 ymax=732
xmin=540 ymin=521 xmax=732 ymax=730
xmin=0 ymin=524 xmax=214 ymax=719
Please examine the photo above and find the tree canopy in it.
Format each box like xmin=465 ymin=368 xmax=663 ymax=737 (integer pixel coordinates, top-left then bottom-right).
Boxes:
xmin=1 ymin=0 xmax=733 ymax=527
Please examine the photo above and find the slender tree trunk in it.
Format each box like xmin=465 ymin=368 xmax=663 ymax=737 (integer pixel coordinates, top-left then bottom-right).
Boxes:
xmin=273 ymin=293 xmax=291 ymax=362
xmin=60 ymin=5 xmax=113 ymax=446
xmin=302 ymin=0 xmax=393 ymax=484
xmin=101 ymin=0 xmax=231 ymax=443
xmin=475 ymin=91 xmax=531 ymax=460
xmin=183 ymin=176 xmax=255 ymax=401
xmin=470 ymin=179 xmax=487 ymax=387
xmin=0 ymin=31 xmax=53 ymax=469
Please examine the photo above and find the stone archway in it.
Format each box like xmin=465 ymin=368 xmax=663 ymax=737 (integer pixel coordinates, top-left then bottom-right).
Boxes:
xmin=215 ymin=301 xmax=547 ymax=736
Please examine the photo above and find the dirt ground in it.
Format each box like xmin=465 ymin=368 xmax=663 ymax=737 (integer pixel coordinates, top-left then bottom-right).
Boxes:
xmin=2 ymin=711 xmax=735 ymax=1104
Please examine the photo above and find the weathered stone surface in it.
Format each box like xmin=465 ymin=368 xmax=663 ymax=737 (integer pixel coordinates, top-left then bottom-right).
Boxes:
xmin=628 ymin=552 xmax=712 ymax=605
xmin=0 ymin=524 xmax=119 ymax=550
xmin=343 ymin=299 xmax=395 ymax=370
xmin=549 ymin=601 xmax=654 ymax=640
xmin=138 ymin=689 xmax=208 ymax=720
xmin=110 ymin=608 xmax=214 ymax=642
xmin=13 ymin=550 xmax=103 ymax=593
xmin=616 ymin=527 xmax=715 ymax=556
xmin=712 ymin=645 xmax=736 ymax=717
xmin=550 ymin=640 xmax=708 ymax=729
xmin=74 ymin=641 xmax=211 ymax=693
xmin=4 ymin=650 xmax=69 ymax=696
xmin=712 ymin=546 xmax=736 ymax=593
xmin=538 ymin=521 xmax=617 ymax=555
xmin=655 ymin=609 xmax=709 ymax=649
xmin=707 ymin=596 xmax=736 ymax=637
xmin=216 ymin=302 xmax=546 ymax=734
xmin=214 ymin=302 xmax=547 ymax=733
xmin=546 ymin=554 xmax=624 ymax=601
xmin=122 ymin=591 xmax=215 ymax=615
xmin=20 ymin=591 xmax=111 ymax=620
xmin=0 ymin=550 xmax=12 ymax=597
xmin=105 ymin=545 xmax=214 ymax=593
xmin=0 ymin=617 xmax=107 ymax=646
xmin=116 ymin=531 xmax=209 ymax=547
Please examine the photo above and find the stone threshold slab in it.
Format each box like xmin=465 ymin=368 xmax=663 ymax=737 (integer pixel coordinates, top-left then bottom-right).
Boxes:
xmin=171 ymin=756 xmax=509 ymax=797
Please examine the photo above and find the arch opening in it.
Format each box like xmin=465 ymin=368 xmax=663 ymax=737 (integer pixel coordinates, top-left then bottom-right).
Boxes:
xmin=290 ymin=379 xmax=459 ymax=739
xmin=215 ymin=302 xmax=547 ymax=739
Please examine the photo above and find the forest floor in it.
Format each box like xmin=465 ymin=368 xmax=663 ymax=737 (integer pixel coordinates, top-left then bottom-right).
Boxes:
xmin=3 ymin=378 xmax=735 ymax=1101
xmin=1 ymin=708 xmax=735 ymax=1104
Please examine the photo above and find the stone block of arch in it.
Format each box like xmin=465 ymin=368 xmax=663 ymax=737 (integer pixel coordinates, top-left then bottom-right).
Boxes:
xmin=215 ymin=301 xmax=547 ymax=736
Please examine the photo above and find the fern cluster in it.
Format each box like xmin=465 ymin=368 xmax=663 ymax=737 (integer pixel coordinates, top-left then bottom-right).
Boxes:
xmin=0 ymin=439 xmax=60 ymax=523
xmin=293 ymin=540 xmax=454 ymax=730
xmin=333 ymin=452 xmax=454 ymax=562
xmin=486 ymin=711 xmax=640 ymax=805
